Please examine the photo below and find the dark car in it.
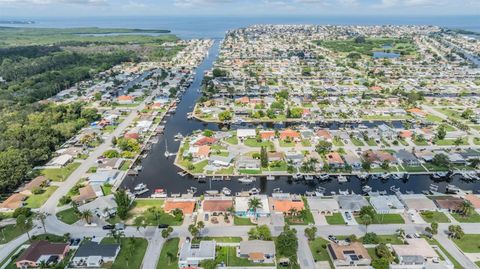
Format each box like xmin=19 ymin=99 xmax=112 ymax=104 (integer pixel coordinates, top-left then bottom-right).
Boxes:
xmin=102 ymin=224 xmax=115 ymax=230
xmin=158 ymin=224 xmax=169 ymax=229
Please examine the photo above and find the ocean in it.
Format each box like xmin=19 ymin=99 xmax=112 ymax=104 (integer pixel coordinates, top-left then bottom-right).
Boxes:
xmin=1 ymin=15 xmax=479 ymax=39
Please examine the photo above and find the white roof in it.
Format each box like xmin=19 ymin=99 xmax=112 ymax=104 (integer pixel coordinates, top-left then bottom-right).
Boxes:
xmin=392 ymin=239 xmax=438 ymax=259
xmin=307 ymin=197 xmax=340 ymax=212
xmin=235 ymin=195 xmax=270 ymax=215
xmin=237 ymin=129 xmax=256 ymax=138
xmin=370 ymin=195 xmax=405 ymax=212
xmin=49 ymin=154 xmax=73 ymax=166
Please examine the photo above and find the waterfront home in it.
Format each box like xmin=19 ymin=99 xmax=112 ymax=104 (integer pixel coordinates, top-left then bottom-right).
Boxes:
xmin=259 ymin=130 xmax=276 ymax=141
xmin=164 ymin=198 xmax=196 ymax=215
xmin=237 ymin=129 xmax=256 ymax=140
xmin=191 ymin=145 xmax=211 ymax=161
xmin=15 ymin=241 xmax=69 ymax=268
xmin=71 ymin=241 xmax=120 ymax=268
xmin=178 ymin=239 xmax=216 ymax=268
xmin=235 ymin=195 xmax=270 ymax=218
xmin=279 ymin=129 xmax=300 ymax=141
xmin=370 ymin=195 xmax=405 ymax=214
xmin=202 ymin=197 xmax=234 ymax=214
xmin=398 ymin=194 xmax=438 ymax=212
xmin=395 ymin=150 xmax=421 ymax=166
xmin=78 ymin=195 xmax=118 ymax=219
xmin=316 ymin=129 xmax=333 ymax=142
xmin=433 ymin=196 xmax=464 ymax=212
xmin=459 ymin=149 xmax=480 ymax=161
xmin=267 ymin=151 xmax=284 ymax=162
xmin=378 ymin=124 xmax=397 ymax=140
xmin=193 ymin=136 xmax=218 ymax=146
xmin=236 ymin=156 xmax=261 ymax=170
xmin=97 ymin=158 xmax=124 ymax=171
xmin=117 ymin=95 xmax=134 ymax=104
xmin=88 ymin=170 xmax=123 ymax=186
xmin=342 ymin=151 xmax=362 ymax=170
xmin=285 ymin=152 xmax=304 ymax=166
xmin=238 ymin=240 xmax=276 ymax=263
xmin=447 ymin=153 xmax=467 ymax=165
xmin=0 ymin=193 xmax=27 ymax=213
xmin=336 ymin=195 xmax=369 ymax=213
xmin=270 ymin=193 xmax=305 ymax=215
xmin=327 ymin=241 xmax=371 ymax=267
xmin=326 ymin=152 xmax=345 ymax=168
xmin=307 ymin=197 xmax=340 ymax=216
xmin=414 ymin=150 xmax=435 ymax=162
xmin=362 ymin=150 xmax=397 ymax=166
xmin=208 ymin=154 xmax=234 ymax=167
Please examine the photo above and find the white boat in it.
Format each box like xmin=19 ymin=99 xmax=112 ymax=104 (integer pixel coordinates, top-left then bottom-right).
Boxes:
xmin=134 ymin=183 xmax=147 ymax=191
xmin=222 ymin=187 xmax=231 ymax=196
xmin=339 ymin=189 xmax=349 ymax=195
xmin=249 ymin=188 xmax=260 ymax=195
xmin=315 ymin=187 xmax=326 ymax=196
xmin=134 ymin=188 xmax=149 ymax=196
xmin=266 ymin=175 xmax=275 ymax=181
xmin=273 ymin=188 xmax=283 ymax=193
xmin=304 ymin=175 xmax=314 ymax=181
xmin=357 ymin=173 xmax=368 ymax=180
xmin=134 ymin=166 xmax=143 ymax=172
xmin=381 ymin=173 xmax=391 ymax=180
xmin=337 ymin=175 xmax=348 ymax=182
xmin=318 ymin=174 xmax=330 ymax=180
xmin=211 ymin=176 xmax=223 ymax=181
xmin=205 ymin=190 xmax=219 ymax=196
xmin=431 ymin=172 xmax=446 ymax=179
xmin=178 ymin=171 xmax=188 ymax=177
xmin=187 ymin=187 xmax=197 ymax=195
xmin=390 ymin=185 xmax=400 ymax=193
xmin=150 ymin=189 xmax=167 ymax=198
xmin=174 ymin=133 xmax=183 ymax=140
xmin=362 ymin=185 xmax=372 ymax=193
xmin=292 ymin=173 xmax=302 ymax=180
xmin=238 ymin=176 xmax=256 ymax=184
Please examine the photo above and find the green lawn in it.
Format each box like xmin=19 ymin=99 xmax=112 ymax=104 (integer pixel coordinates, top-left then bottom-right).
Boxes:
xmin=0 ymin=245 xmax=25 ymax=269
xmin=366 ymin=248 xmax=380 ymax=260
xmin=102 ymin=184 xmax=113 ymax=195
xmin=191 ymin=160 xmax=209 ymax=174
xmin=234 ymin=216 xmax=254 ymax=225
xmin=420 ymin=211 xmax=450 ymax=223
xmin=120 ymin=160 xmax=132 ymax=171
xmin=308 ymin=237 xmax=334 ymax=267
xmin=426 ymin=114 xmax=444 ymax=123
xmin=280 ymin=140 xmax=296 ymax=147
xmin=452 ymin=234 xmax=480 ymax=253
xmin=403 ymin=165 xmax=427 ymax=172
xmin=326 ymin=213 xmax=345 ymax=225
xmin=350 ymin=138 xmax=365 ymax=146
xmin=25 ymin=186 xmax=58 ymax=208
xmin=365 ymin=139 xmax=377 ymax=146
xmin=102 ymin=237 xmax=147 ymax=269
xmin=333 ymin=137 xmax=344 ymax=146
xmin=215 ymin=246 xmax=274 ymax=267
xmin=157 ymin=238 xmax=179 ymax=269
xmin=225 ymin=135 xmax=238 ymax=145
xmin=0 ymin=224 xmax=28 ymax=244
xmin=133 ymin=199 xmax=164 ymax=209
xmin=56 ymin=208 xmax=80 ymax=224
xmin=356 ymin=214 xmax=404 ymax=224
xmin=427 ymin=238 xmax=462 ymax=269
xmin=450 ymin=211 xmax=480 ymax=223
xmin=434 ymin=139 xmax=468 ymax=146
xmin=244 ymin=138 xmax=273 ymax=148
xmin=40 ymin=162 xmax=81 ymax=182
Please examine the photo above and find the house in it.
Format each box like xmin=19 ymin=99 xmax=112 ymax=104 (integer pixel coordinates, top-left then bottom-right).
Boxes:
xmin=238 ymin=240 xmax=276 ymax=263
xmin=117 ymin=95 xmax=134 ymax=104
xmin=284 ymin=152 xmax=304 ymax=166
xmin=307 ymin=197 xmax=340 ymax=216
xmin=267 ymin=151 xmax=284 ymax=162
xmin=279 ymin=129 xmax=300 ymax=141
xmin=71 ymin=241 xmax=120 ymax=268
xmin=236 ymin=156 xmax=261 ymax=169
xmin=237 ymin=129 xmax=256 ymax=140
xmin=407 ymin=108 xmax=427 ymax=118
xmin=414 ymin=150 xmax=435 ymax=162
xmin=209 ymin=154 xmax=234 ymax=167
xmin=370 ymin=195 xmax=405 ymax=214
xmin=97 ymin=158 xmax=124 ymax=170
xmin=395 ymin=150 xmax=421 ymax=166
xmin=327 ymin=242 xmax=371 ymax=267
xmin=235 ymin=195 xmax=270 ymax=218
xmin=15 ymin=241 xmax=69 ymax=268
xmin=447 ymin=153 xmax=466 ymax=165
xmin=336 ymin=195 xmax=369 ymax=213
xmin=342 ymin=151 xmax=362 ymax=170
xmin=178 ymin=239 xmax=216 ymax=268
xmin=202 ymin=197 xmax=234 ymax=213
xmin=72 ymin=185 xmax=98 ymax=205
xmin=164 ymin=198 xmax=196 ymax=214
xmin=363 ymin=150 xmax=397 ymax=165
xmin=316 ymin=129 xmax=333 ymax=142
xmin=192 ymin=145 xmax=211 ymax=160
xmin=0 ymin=193 xmax=27 ymax=213
xmin=326 ymin=152 xmax=345 ymax=168
xmin=194 ymin=137 xmax=217 ymax=146
xmin=399 ymin=194 xmax=438 ymax=212
xmin=391 ymin=239 xmax=441 ymax=269
xmin=259 ymin=131 xmax=276 ymax=141
xmin=48 ymin=154 xmax=73 ymax=167
xmin=378 ymin=124 xmax=396 ymax=139
xmin=271 ymin=194 xmax=305 ymax=214
xmin=20 ymin=176 xmax=49 ymax=196
xmin=433 ymin=196 xmax=464 ymax=212
xmin=464 ymin=194 xmax=480 ymax=209
xmin=88 ymin=170 xmax=123 ymax=186
xmin=78 ymin=195 xmax=118 ymax=219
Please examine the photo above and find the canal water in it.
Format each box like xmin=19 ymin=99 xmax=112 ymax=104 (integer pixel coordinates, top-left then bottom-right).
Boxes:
xmin=121 ymin=39 xmax=480 ymax=197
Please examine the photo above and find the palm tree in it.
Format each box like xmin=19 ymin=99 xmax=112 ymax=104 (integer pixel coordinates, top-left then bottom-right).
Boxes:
xmin=361 ymin=214 xmax=372 ymax=233
xmin=288 ymin=208 xmax=298 ymax=219
xmin=396 ymin=228 xmax=405 ymax=239
xmin=36 ymin=212 xmax=49 ymax=234
xmin=460 ymin=201 xmax=474 ymax=217
xmin=80 ymin=210 xmax=93 ymax=224
xmin=248 ymin=197 xmax=262 ymax=220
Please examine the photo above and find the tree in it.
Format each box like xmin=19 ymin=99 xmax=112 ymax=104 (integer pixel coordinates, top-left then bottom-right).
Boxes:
xmin=432 ymin=153 xmax=449 ymax=167
xmin=396 ymin=228 xmax=405 ymax=238
xmin=260 ymin=146 xmax=268 ymax=168
xmin=372 ymin=258 xmax=390 ymax=269
xmin=315 ymin=140 xmax=332 ymax=155
xmin=362 ymin=161 xmax=371 ymax=171
xmin=436 ymin=125 xmax=447 ymax=140
xmin=376 ymin=243 xmax=393 ymax=262
xmin=276 ymin=225 xmax=298 ymax=263
xmin=36 ymin=212 xmax=49 ymax=234
xmin=109 ymin=228 xmax=124 ymax=243
xmin=361 ymin=214 xmax=373 ymax=233
xmin=380 ymin=160 xmax=390 ymax=170
xmin=430 ymin=222 xmax=438 ymax=235
xmin=304 ymin=226 xmax=317 ymax=241
xmin=448 ymin=225 xmax=464 ymax=239
xmin=114 ymin=189 xmax=132 ymax=220
xmin=460 ymin=201 xmax=474 ymax=217
xmin=196 ymin=221 xmax=205 ymax=234
xmin=16 ymin=214 xmax=32 ymax=241
xmin=161 ymin=227 xmax=173 ymax=239
xmin=249 ymin=225 xmax=272 ymax=240
xmin=188 ymin=224 xmax=200 ymax=237
xmin=362 ymin=232 xmax=379 ymax=244
xmin=218 ymin=111 xmax=232 ymax=121
xmin=80 ymin=210 xmax=93 ymax=224
xmin=248 ymin=197 xmax=262 ymax=220
xmin=200 ymin=259 xmax=218 ymax=269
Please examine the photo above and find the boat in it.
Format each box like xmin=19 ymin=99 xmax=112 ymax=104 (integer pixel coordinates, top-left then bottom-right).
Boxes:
xmin=357 ymin=173 xmax=368 ymax=180
xmin=445 ymin=184 xmax=461 ymax=194
xmin=249 ymin=188 xmax=260 ymax=195
xmin=318 ymin=174 xmax=330 ymax=180
xmin=266 ymin=175 xmax=275 ymax=181
xmin=339 ymin=189 xmax=349 ymax=195
xmin=197 ymin=175 xmax=207 ymax=183
xmin=362 ymin=185 xmax=372 ymax=193
xmin=292 ymin=173 xmax=302 ymax=180
xmin=150 ymin=189 xmax=167 ymax=198
xmin=381 ymin=173 xmax=391 ymax=180
xmin=315 ymin=187 xmax=326 ymax=196
xmin=174 ymin=133 xmax=184 ymax=140
xmin=211 ymin=176 xmax=223 ymax=181
xmin=391 ymin=173 xmax=404 ymax=180
xmin=390 ymin=185 xmax=400 ymax=193
xmin=205 ymin=190 xmax=219 ymax=196
xmin=134 ymin=183 xmax=147 ymax=191
xmin=304 ymin=175 xmax=314 ymax=181
xmin=178 ymin=171 xmax=188 ymax=177
xmin=134 ymin=166 xmax=143 ymax=172
xmin=188 ymin=187 xmax=197 ymax=195
xmin=238 ymin=176 xmax=256 ymax=184
xmin=305 ymin=191 xmax=316 ymax=196
xmin=222 ymin=187 xmax=232 ymax=196
xmin=337 ymin=175 xmax=348 ymax=183
xmin=273 ymin=188 xmax=283 ymax=193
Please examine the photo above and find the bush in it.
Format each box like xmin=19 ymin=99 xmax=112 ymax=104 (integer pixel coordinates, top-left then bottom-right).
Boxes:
xmin=362 ymin=232 xmax=379 ymax=244
xmin=59 ymin=195 xmax=72 ymax=205
xmin=13 ymin=207 xmax=32 ymax=218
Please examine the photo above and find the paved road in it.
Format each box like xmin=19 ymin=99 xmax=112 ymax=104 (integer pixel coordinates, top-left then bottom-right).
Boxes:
xmin=435 ymin=233 xmax=479 ymax=269
xmin=41 ymin=94 xmax=155 ymax=214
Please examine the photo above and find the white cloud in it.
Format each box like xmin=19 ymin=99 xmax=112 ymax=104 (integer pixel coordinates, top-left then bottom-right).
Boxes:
xmin=173 ymin=0 xmax=232 ymax=7
xmin=0 ymin=0 xmax=107 ymax=5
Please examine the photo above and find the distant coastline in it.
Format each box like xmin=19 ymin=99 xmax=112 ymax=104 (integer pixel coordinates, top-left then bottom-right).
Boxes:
xmin=0 ymin=20 xmax=35 ymax=25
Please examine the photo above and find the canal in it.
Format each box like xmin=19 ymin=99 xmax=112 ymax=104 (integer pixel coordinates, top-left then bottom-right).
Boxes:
xmin=122 ymin=39 xmax=480 ymax=197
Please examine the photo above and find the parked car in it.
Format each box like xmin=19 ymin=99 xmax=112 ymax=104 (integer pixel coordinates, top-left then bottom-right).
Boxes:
xmin=158 ymin=224 xmax=169 ymax=229
xmin=102 ymin=225 xmax=115 ymax=230
xmin=328 ymin=235 xmax=337 ymax=242
xmin=115 ymin=223 xmax=125 ymax=230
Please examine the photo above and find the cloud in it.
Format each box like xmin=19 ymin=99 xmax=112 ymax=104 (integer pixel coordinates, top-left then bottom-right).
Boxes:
xmin=173 ymin=0 xmax=232 ymax=7
xmin=373 ymin=0 xmax=445 ymax=8
xmin=0 ymin=0 xmax=107 ymax=5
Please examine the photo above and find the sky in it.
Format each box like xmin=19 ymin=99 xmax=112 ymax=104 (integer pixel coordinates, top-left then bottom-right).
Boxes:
xmin=0 ymin=0 xmax=479 ymax=17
